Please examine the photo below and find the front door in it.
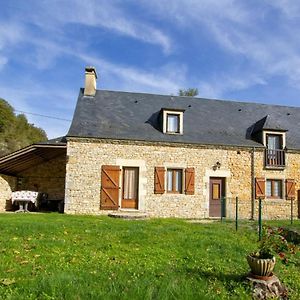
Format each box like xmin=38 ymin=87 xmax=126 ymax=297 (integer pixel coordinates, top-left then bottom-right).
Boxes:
xmin=122 ymin=167 xmax=139 ymax=209
xmin=209 ymin=177 xmax=225 ymax=217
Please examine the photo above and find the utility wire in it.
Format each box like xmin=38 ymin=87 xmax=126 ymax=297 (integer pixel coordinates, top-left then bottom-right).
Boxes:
xmin=15 ymin=110 xmax=72 ymax=122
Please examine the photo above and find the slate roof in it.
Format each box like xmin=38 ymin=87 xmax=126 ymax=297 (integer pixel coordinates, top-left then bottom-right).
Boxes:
xmin=67 ymin=89 xmax=300 ymax=149
xmin=252 ymin=115 xmax=287 ymax=135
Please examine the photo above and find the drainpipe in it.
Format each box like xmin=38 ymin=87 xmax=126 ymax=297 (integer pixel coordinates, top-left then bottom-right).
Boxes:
xmin=251 ymin=147 xmax=255 ymax=220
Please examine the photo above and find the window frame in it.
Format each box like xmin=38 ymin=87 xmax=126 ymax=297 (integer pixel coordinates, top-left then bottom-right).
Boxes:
xmin=266 ymin=179 xmax=283 ymax=199
xmin=263 ymin=131 xmax=286 ymax=149
xmin=162 ymin=109 xmax=184 ymax=135
xmin=166 ymin=168 xmax=183 ymax=194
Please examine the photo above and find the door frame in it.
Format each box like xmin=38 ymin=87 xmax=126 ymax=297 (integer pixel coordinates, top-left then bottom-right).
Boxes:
xmin=209 ymin=177 xmax=226 ymax=217
xmin=121 ymin=167 xmax=139 ymax=209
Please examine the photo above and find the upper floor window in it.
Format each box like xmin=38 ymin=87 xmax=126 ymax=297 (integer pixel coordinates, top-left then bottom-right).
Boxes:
xmin=162 ymin=109 xmax=184 ymax=135
xmin=265 ymin=133 xmax=285 ymax=168
xmin=167 ymin=114 xmax=180 ymax=133
xmin=267 ymin=134 xmax=282 ymax=150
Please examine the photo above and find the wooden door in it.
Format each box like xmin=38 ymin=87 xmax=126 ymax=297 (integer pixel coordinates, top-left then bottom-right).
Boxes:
xmin=101 ymin=165 xmax=120 ymax=210
xmin=122 ymin=167 xmax=139 ymax=209
xmin=209 ymin=178 xmax=225 ymax=217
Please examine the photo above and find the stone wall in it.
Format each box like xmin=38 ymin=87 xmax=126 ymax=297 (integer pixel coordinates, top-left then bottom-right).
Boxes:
xmin=19 ymin=154 xmax=66 ymax=201
xmin=0 ymin=174 xmax=16 ymax=211
xmin=65 ymin=138 xmax=300 ymax=219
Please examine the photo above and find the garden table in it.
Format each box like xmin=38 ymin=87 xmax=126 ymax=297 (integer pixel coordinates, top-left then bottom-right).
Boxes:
xmin=11 ymin=191 xmax=39 ymax=213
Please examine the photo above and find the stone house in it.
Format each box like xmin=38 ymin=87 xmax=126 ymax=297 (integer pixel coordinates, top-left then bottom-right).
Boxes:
xmin=0 ymin=67 xmax=300 ymax=219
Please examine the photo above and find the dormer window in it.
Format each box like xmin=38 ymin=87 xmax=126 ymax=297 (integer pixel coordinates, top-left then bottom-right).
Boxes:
xmin=264 ymin=132 xmax=285 ymax=168
xmin=251 ymin=115 xmax=287 ymax=169
xmin=162 ymin=108 xmax=184 ymax=134
xmin=167 ymin=114 xmax=180 ymax=133
xmin=267 ymin=134 xmax=282 ymax=150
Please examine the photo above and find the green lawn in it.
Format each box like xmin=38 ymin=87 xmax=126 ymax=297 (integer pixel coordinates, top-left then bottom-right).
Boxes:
xmin=0 ymin=214 xmax=299 ymax=300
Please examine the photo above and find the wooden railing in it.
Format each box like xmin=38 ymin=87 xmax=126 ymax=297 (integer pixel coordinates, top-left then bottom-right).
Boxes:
xmin=265 ymin=149 xmax=285 ymax=168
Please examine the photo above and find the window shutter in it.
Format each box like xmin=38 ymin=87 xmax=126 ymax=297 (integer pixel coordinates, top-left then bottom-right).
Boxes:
xmin=101 ymin=165 xmax=120 ymax=210
xmin=154 ymin=167 xmax=165 ymax=194
xmin=185 ymin=168 xmax=195 ymax=195
xmin=286 ymin=179 xmax=295 ymax=200
xmin=255 ymin=178 xmax=265 ymax=199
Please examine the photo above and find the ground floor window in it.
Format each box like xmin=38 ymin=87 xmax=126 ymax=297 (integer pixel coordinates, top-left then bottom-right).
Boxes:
xmin=167 ymin=169 xmax=183 ymax=193
xmin=266 ymin=179 xmax=282 ymax=199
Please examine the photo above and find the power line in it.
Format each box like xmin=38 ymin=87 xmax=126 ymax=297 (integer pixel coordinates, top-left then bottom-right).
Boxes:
xmin=15 ymin=110 xmax=72 ymax=122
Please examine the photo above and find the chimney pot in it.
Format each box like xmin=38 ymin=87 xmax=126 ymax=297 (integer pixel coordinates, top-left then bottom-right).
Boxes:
xmin=84 ymin=66 xmax=98 ymax=96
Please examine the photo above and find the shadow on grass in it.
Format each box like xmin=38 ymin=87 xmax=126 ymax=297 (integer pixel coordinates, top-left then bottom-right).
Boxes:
xmin=188 ymin=268 xmax=247 ymax=283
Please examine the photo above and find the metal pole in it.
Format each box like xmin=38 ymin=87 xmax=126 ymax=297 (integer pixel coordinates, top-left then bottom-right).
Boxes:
xmin=258 ymin=198 xmax=262 ymax=241
xmin=291 ymin=198 xmax=293 ymax=225
xmin=235 ymin=196 xmax=238 ymax=231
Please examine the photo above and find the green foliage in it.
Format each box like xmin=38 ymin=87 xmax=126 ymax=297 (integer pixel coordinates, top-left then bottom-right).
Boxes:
xmin=0 ymin=99 xmax=47 ymax=157
xmin=0 ymin=215 xmax=299 ymax=299
xmin=257 ymin=226 xmax=299 ymax=264
xmin=178 ymin=88 xmax=199 ymax=97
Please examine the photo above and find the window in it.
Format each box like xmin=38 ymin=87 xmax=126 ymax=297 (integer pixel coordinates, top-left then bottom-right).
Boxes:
xmin=167 ymin=169 xmax=183 ymax=193
xmin=267 ymin=134 xmax=282 ymax=150
xmin=162 ymin=109 xmax=184 ymax=134
xmin=167 ymin=114 xmax=180 ymax=133
xmin=266 ymin=179 xmax=282 ymax=199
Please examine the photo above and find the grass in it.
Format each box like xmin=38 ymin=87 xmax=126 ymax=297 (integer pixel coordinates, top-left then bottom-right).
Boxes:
xmin=0 ymin=214 xmax=299 ymax=300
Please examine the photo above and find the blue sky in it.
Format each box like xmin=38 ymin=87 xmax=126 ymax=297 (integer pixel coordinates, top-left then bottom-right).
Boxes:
xmin=1 ymin=1 xmax=300 ymax=138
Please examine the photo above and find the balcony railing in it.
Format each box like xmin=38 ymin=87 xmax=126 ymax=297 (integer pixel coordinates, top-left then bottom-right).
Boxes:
xmin=264 ymin=149 xmax=285 ymax=168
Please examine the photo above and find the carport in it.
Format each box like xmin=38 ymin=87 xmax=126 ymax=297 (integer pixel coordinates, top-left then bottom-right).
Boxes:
xmin=0 ymin=138 xmax=67 ymax=212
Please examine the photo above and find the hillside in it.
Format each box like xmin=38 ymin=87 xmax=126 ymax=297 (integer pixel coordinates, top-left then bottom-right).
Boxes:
xmin=0 ymin=98 xmax=47 ymax=157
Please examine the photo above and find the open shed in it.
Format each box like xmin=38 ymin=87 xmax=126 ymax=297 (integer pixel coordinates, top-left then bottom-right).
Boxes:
xmin=0 ymin=137 xmax=67 ymax=212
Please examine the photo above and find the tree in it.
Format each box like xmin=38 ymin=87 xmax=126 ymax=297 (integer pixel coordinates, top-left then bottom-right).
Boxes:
xmin=0 ymin=98 xmax=47 ymax=157
xmin=178 ymin=88 xmax=199 ymax=97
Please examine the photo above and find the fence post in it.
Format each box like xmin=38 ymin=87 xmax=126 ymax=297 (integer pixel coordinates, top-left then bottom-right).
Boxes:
xmin=291 ymin=198 xmax=293 ymax=225
xmin=220 ymin=196 xmax=226 ymax=223
xmin=235 ymin=196 xmax=238 ymax=231
xmin=258 ymin=198 xmax=262 ymax=241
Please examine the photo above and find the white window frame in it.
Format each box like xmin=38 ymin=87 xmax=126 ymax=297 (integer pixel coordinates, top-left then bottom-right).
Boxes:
xmin=263 ymin=131 xmax=286 ymax=149
xmin=162 ymin=109 xmax=184 ymax=135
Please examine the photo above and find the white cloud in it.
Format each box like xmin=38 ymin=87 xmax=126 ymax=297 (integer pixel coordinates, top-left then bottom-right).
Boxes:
xmin=76 ymin=52 xmax=184 ymax=94
xmin=21 ymin=0 xmax=172 ymax=54
xmin=140 ymin=0 xmax=300 ymax=96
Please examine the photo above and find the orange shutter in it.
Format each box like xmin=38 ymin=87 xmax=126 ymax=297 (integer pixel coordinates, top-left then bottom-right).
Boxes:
xmin=286 ymin=179 xmax=295 ymax=200
xmin=185 ymin=168 xmax=195 ymax=195
xmin=101 ymin=165 xmax=120 ymax=210
xmin=255 ymin=178 xmax=265 ymax=199
xmin=154 ymin=167 xmax=165 ymax=194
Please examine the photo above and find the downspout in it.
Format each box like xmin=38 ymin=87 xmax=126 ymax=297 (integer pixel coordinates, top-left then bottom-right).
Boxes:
xmin=251 ymin=147 xmax=255 ymax=220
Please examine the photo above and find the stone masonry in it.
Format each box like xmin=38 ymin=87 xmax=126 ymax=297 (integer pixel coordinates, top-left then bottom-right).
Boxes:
xmin=0 ymin=174 xmax=16 ymax=211
xmin=0 ymin=154 xmax=66 ymax=211
xmin=64 ymin=138 xmax=300 ymax=219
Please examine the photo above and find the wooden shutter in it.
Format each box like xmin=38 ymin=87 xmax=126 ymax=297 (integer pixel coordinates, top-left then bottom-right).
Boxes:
xmin=185 ymin=168 xmax=195 ymax=195
xmin=154 ymin=167 xmax=165 ymax=194
xmin=101 ymin=165 xmax=120 ymax=210
xmin=255 ymin=178 xmax=265 ymax=199
xmin=286 ymin=179 xmax=295 ymax=200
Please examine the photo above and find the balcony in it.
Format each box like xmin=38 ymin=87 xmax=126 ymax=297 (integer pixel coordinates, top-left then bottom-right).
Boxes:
xmin=264 ymin=149 xmax=285 ymax=168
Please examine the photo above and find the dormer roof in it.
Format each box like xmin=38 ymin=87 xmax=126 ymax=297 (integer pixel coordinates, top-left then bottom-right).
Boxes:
xmin=252 ymin=115 xmax=288 ymax=135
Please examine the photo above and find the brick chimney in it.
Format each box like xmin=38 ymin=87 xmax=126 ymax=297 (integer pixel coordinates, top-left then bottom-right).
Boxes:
xmin=84 ymin=66 xmax=98 ymax=96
